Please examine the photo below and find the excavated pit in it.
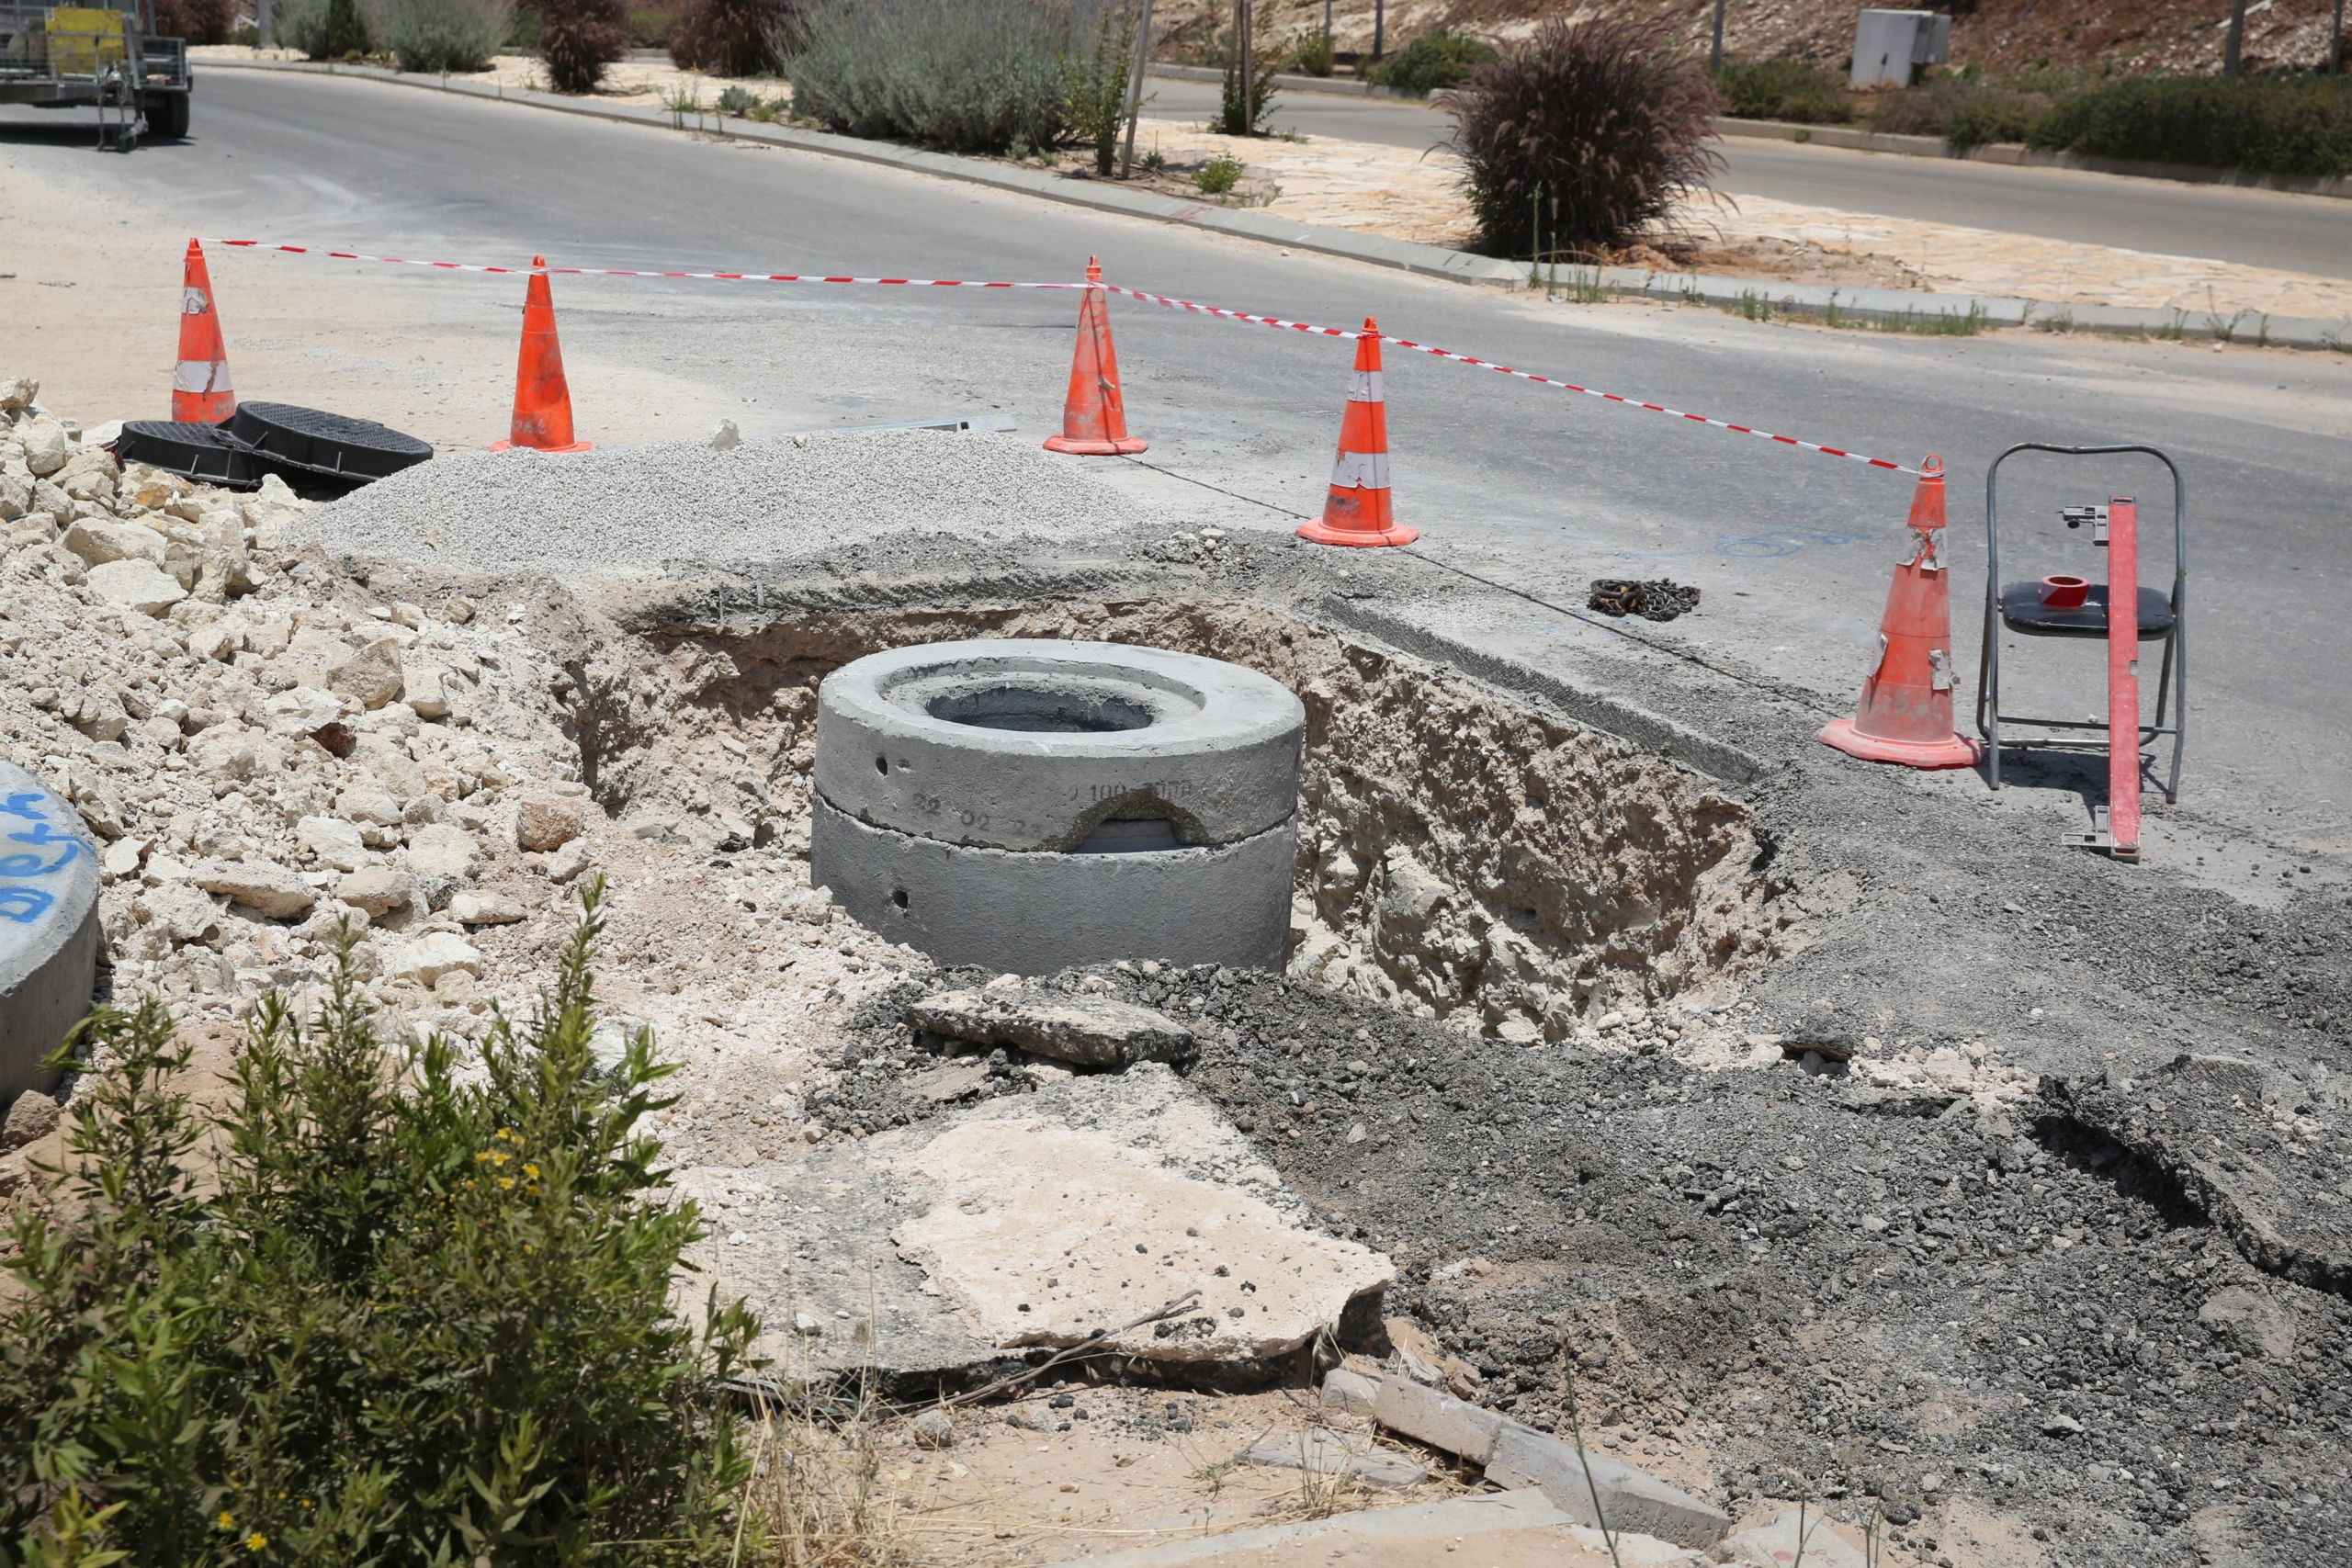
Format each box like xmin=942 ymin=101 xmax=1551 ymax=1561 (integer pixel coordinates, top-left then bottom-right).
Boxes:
xmin=562 ymin=597 xmax=1798 ymax=1035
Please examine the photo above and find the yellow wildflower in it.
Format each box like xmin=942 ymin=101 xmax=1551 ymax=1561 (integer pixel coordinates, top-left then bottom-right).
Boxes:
xmin=246 ymin=1532 xmax=268 ymax=1551
xmin=497 ymin=1177 xmax=514 ymax=1190
xmin=524 ymin=1164 xmax=540 ymax=1179
xmin=490 ymin=1151 xmax=510 ymax=1167
xmin=217 ymin=1512 xmax=235 ymax=1530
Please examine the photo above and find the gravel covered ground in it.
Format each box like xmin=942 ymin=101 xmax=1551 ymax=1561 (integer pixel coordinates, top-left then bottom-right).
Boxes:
xmin=291 ymin=431 xmax=1181 ymax=578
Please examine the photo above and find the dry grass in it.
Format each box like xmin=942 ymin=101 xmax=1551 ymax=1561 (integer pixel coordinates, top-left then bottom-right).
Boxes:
xmin=730 ymin=1379 xmax=909 ymax=1568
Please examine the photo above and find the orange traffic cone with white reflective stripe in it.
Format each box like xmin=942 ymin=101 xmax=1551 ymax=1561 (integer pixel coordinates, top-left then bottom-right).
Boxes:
xmin=1297 ymin=318 xmax=1415 ymax=547
xmin=490 ymin=255 xmax=592 ymax=453
xmin=1044 ymin=257 xmax=1147 ymax=455
xmin=1818 ymin=455 xmax=1983 ymax=769
xmin=173 ymin=238 xmax=235 ymax=423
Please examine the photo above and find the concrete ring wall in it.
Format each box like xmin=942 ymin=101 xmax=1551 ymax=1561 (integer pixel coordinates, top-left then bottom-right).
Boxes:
xmin=0 ymin=759 xmax=102 ymax=1108
xmin=810 ymin=795 xmax=1296 ymax=974
xmin=813 ymin=639 xmax=1304 ymax=853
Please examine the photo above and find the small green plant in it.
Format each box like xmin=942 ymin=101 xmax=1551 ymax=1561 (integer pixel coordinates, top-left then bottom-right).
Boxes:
xmin=1007 ymin=131 xmax=1034 ymax=161
xmin=1727 ymin=288 xmax=1779 ymax=321
xmin=1216 ymin=28 xmax=1279 ymax=134
xmin=662 ymin=78 xmax=704 ymax=126
xmin=1060 ymin=0 xmax=1142 ymax=175
xmin=2155 ymin=308 xmax=2189 ymax=341
xmin=2205 ymin=293 xmax=2246 ymax=344
xmin=1369 ymin=27 xmax=1495 ymax=96
xmin=1822 ymin=292 xmax=1847 ymax=330
xmin=2037 ymin=306 xmax=2076 ymax=333
xmin=2254 ymin=312 xmax=2271 ymax=348
xmin=1193 ymin=152 xmax=1244 ymax=194
xmin=1141 ymin=146 xmax=1166 ymax=172
xmin=0 ymin=889 xmax=758 ymax=1566
xmin=1558 ymin=265 xmax=1609 ymax=304
xmin=1560 ymin=1346 xmax=1624 ymax=1568
xmin=749 ymin=95 xmax=781 ymax=121
xmin=322 ymin=0 xmax=368 ymax=57
xmin=716 ymin=82 xmax=759 ymax=114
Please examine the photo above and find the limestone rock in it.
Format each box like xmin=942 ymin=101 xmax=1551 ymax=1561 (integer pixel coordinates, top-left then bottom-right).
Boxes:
xmin=331 ymin=637 xmax=405 ymax=711
xmin=138 ymin=882 xmax=223 ymax=945
xmin=63 ymin=682 xmax=129 ymax=744
xmin=336 ymin=866 xmax=420 ymax=919
xmin=448 ymin=890 xmax=526 ymax=924
xmin=265 ymin=685 xmax=347 ymax=741
xmin=2199 ymin=1286 xmax=2298 ymax=1360
xmin=401 ymin=662 xmax=449 ymax=718
xmin=4 ymin=1091 xmax=62 ymax=1149
xmin=187 ymin=724 xmax=263 ymax=782
xmin=19 ymin=421 xmax=68 ymax=478
xmin=87 ymin=558 xmax=187 ymax=615
xmin=707 ymin=418 xmax=741 ymax=450
xmin=514 ymin=791 xmax=587 ymax=852
xmin=0 ymin=377 xmax=37 ymax=417
xmin=61 ymin=518 xmax=167 ymax=568
xmin=910 ymin=1408 xmax=956 ymax=1450
xmin=404 ymin=822 xmax=481 ymax=881
xmin=547 ymin=838 xmax=596 ymax=884
xmin=905 ymin=988 xmax=1197 ymax=1069
xmin=395 ymin=931 xmax=483 ymax=987
xmin=298 ymin=816 xmax=371 ymax=874
xmin=193 ymin=858 xmax=317 ymax=919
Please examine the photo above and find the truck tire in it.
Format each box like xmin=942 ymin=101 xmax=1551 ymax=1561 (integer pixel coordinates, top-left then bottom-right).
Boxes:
xmin=146 ymin=92 xmax=189 ymax=140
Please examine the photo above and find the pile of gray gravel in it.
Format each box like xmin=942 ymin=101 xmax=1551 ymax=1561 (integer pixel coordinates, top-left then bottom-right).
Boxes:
xmin=291 ymin=430 xmax=1149 ymax=575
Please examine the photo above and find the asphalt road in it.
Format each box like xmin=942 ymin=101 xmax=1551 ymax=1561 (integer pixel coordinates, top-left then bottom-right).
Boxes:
xmin=3 ymin=70 xmax=2348 ymax=863
xmin=1142 ymin=75 xmax=2352 ymax=282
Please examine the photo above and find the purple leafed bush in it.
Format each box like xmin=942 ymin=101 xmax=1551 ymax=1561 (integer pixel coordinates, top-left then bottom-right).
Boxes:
xmin=1442 ymin=17 xmax=1722 ymax=259
xmin=669 ymin=0 xmax=786 ymax=76
xmin=539 ymin=0 xmax=629 ymax=90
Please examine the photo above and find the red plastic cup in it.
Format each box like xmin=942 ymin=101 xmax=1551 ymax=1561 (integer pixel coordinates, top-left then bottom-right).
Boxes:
xmin=2041 ymin=574 xmax=2089 ymax=609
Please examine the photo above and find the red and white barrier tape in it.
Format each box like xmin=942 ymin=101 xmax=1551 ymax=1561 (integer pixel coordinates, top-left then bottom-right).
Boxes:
xmin=201 ymin=240 xmax=1083 ymax=289
xmin=1102 ymin=283 xmax=1916 ymax=475
xmin=198 ymin=239 xmax=1912 ymax=475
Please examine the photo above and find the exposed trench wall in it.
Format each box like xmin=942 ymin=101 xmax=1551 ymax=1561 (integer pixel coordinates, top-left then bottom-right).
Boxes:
xmin=557 ymin=597 xmax=1799 ymax=1041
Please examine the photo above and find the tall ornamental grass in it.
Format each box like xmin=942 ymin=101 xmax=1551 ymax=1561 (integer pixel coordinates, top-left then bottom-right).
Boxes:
xmin=1443 ymin=17 xmax=1723 ymax=258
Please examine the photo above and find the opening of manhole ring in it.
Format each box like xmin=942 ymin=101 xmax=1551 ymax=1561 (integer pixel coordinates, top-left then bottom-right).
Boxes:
xmin=927 ymin=682 xmax=1156 ymax=734
xmin=891 ymin=888 xmax=910 ymax=908
xmin=876 ymin=754 xmax=889 ymax=775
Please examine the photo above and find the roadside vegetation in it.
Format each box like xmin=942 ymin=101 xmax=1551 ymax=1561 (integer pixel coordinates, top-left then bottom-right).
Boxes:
xmin=0 ymin=892 xmax=763 ymax=1566
xmin=1365 ymin=27 xmax=1494 ymax=97
xmin=1714 ymin=54 xmax=2352 ymax=174
xmin=1442 ymin=17 xmax=1721 ymax=258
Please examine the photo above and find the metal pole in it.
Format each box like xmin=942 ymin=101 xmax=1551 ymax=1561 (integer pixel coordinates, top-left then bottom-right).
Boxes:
xmin=2223 ymin=0 xmax=2246 ymax=73
xmin=1710 ymin=0 xmax=1726 ymax=69
xmin=1373 ymin=0 xmax=1384 ymax=61
xmin=1238 ymin=0 xmax=1251 ymax=132
xmin=1119 ymin=0 xmax=1152 ymax=177
xmin=2334 ymin=0 xmax=2345 ymax=73
xmin=257 ymin=0 xmax=273 ymax=50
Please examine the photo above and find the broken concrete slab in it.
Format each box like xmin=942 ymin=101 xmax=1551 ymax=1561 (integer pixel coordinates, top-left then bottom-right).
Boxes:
xmin=1717 ymin=1507 xmax=1871 ymax=1568
xmin=1036 ymin=1489 xmax=1702 ymax=1568
xmin=1485 ymin=1420 xmax=1733 ymax=1549
xmin=2041 ymin=1054 xmax=2352 ymax=1297
xmin=906 ymin=987 xmax=1197 ymax=1068
xmin=1319 ymin=1367 xmax=1377 ymax=1417
xmin=1367 ymin=1371 xmax=1507 ymax=1464
xmin=1243 ymin=1427 xmax=1427 ymax=1488
xmin=682 ymin=1062 xmax=1390 ymax=1395
xmin=887 ymin=1063 xmax=1392 ymax=1362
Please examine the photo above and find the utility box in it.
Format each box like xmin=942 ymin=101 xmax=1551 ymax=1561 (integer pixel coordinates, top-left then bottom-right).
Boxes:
xmin=1850 ymin=8 xmax=1951 ymax=88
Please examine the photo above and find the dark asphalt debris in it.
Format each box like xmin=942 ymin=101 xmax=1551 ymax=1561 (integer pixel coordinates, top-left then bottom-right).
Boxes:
xmin=1589 ymin=578 xmax=1702 ymax=621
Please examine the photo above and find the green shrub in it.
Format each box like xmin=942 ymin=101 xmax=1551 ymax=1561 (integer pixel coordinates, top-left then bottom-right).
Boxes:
xmin=1866 ymin=71 xmax=2048 ymax=146
xmin=276 ymin=0 xmax=331 ymax=54
xmin=2027 ymin=73 xmax=2352 ymax=176
xmin=670 ymin=0 xmax=784 ymax=75
xmin=1709 ymin=56 xmax=1852 ymax=124
xmin=1445 ymin=17 xmax=1722 ymax=257
xmin=1193 ymin=152 xmax=1241 ymax=193
xmin=0 ymin=893 xmax=757 ymax=1567
xmin=785 ymin=0 xmax=1076 ymax=152
xmin=538 ymin=0 xmax=628 ymax=89
xmin=368 ymin=0 xmax=513 ymax=70
xmin=1214 ymin=26 xmax=1278 ymax=134
xmin=1286 ymin=30 xmax=1333 ymax=77
xmin=717 ymin=82 xmax=759 ymax=111
xmin=324 ymin=0 xmax=370 ymax=55
xmin=1369 ymin=27 xmax=1494 ymax=97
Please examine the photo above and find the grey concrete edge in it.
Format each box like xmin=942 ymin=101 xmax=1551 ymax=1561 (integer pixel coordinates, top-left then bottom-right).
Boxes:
xmin=1718 ymin=115 xmax=2352 ymax=201
xmin=1146 ymin=62 xmax=1417 ymax=100
xmin=1035 ymin=1489 xmax=1577 ymax=1568
xmin=198 ymin=59 xmax=2352 ymax=349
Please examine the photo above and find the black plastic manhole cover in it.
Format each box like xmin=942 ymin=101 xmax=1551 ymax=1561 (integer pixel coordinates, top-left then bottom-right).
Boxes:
xmin=112 ymin=421 xmax=262 ymax=490
xmin=223 ymin=402 xmax=435 ymax=482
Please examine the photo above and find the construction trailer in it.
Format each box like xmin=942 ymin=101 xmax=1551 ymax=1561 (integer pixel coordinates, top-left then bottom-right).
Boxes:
xmin=0 ymin=0 xmax=189 ymax=147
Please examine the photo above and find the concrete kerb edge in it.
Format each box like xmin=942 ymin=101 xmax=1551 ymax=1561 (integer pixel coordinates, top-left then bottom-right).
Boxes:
xmin=199 ymin=60 xmax=2352 ymax=349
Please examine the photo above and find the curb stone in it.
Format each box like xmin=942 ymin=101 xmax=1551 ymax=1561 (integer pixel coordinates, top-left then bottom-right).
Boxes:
xmin=200 ymin=60 xmax=2352 ymax=350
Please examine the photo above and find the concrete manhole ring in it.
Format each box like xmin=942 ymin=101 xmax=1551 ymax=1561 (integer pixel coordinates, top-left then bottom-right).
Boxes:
xmin=813 ymin=639 xmax=1303 ymax=852
xmin=810 ymin=639 xmax=1305 ymax=974
xmin=0 ymin=758 xmax=101 ymax=1106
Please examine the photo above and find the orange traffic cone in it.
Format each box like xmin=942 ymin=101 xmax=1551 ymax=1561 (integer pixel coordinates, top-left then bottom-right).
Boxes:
xmin=490 ymin=256 xmax=592 ymax=453
xmin=1044 ymin=257 xmax=1147 ymax=455
xmin=1819 ymin=455 xmax=1984 ymax=769
xmin=1297 ymin=318 xmax=1415 ymax=548
xmin=173 ymin=238 xmax=235 ymax=423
